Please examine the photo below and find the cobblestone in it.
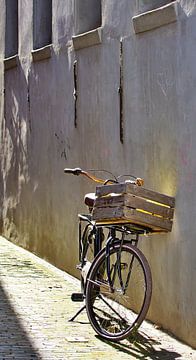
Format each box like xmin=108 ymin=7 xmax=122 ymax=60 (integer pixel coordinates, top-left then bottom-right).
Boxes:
xmin=0 ymin=236 xmax=195 ymax=359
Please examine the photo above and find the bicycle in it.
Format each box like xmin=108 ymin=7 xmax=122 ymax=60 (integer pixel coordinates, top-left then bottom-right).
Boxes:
xmin=64 ymin=167 xmax=152 ymax=342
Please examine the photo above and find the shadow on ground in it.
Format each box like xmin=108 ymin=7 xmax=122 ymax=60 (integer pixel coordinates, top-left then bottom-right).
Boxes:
xmin=98 ymin=330 xmax=181 ymax=360
xmin=0 ymin=282 xmax=41 ymax=359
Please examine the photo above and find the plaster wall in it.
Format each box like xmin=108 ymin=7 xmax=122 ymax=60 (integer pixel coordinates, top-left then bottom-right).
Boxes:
xmin=0 ymin=0 xmax=196 ymax=348
xmin=0 ymin=1 xmax=5 ymax=232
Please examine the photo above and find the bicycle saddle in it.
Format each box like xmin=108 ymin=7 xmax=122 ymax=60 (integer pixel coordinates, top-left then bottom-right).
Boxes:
xmin=84 ymin=193 xmax=96 ymax=208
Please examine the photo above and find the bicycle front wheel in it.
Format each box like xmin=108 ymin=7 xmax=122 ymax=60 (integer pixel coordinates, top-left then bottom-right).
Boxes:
xmin=85 ymin=242 xmax=152 ymax=341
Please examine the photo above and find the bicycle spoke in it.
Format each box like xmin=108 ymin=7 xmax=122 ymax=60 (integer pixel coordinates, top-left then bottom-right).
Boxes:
xmin=86 ymin=243 xmax=152 ymax=341
xmin=98 ymin=294 xmax=128 ymax=323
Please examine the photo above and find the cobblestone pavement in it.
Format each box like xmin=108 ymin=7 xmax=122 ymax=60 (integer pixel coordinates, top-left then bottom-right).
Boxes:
xmin=0 ymin=236 xmax=195 ymax=360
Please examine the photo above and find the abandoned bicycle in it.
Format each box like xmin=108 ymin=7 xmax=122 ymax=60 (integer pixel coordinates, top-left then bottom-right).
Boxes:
xmin=64 ymin=167 xmax=154 ymax=341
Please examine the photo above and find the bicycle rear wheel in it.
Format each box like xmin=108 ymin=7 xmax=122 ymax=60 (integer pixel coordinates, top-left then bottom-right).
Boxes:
xmin=85 ymin=242 xmax=152 ymax=341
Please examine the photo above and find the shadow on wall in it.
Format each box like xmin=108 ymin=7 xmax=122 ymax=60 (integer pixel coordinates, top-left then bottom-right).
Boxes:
xmin=3 ymin=61 xmax=30 ymax=202
xmin=0 ymin=282 xmax=41 ymax=358
xmin=2 ymin=60 xmax=35 ymax=246
xmin=2 ymin=50 xmax=65 ymax=260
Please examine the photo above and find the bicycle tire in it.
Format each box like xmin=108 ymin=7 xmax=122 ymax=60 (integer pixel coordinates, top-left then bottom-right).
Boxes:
xmin=85 ymin=242 xmax=152 ymax=341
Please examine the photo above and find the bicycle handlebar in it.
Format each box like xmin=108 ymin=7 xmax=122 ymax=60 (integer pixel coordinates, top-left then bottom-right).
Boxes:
xmin=64 ymin=167 xmax=111 ymax=184
xmin=64 ymin=167 xmax=144 ymax=186
xmin=64 ymin=168 xmax=83 ymax=176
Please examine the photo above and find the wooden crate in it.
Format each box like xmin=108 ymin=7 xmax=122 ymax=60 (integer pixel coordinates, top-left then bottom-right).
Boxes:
xmin=92 ymin=183 xmax=175 ymax=232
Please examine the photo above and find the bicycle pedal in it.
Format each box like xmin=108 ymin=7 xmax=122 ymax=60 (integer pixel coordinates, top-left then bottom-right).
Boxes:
xmin=71 ymin=293 xmax=84 ymax=302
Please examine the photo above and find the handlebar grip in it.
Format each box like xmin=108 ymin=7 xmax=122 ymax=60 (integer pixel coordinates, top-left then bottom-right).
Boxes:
xmin=64 ymin=167 xmax=82 ymax=176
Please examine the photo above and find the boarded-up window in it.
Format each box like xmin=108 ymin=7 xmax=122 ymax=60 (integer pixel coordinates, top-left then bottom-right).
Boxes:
xmin=137 ymin=0 xmax=173 ymax=13
xmin=5 ymin=0 xmax=18 ymax=58
xmin=33 ymin=0 xmax=52 ymax=49
xmin=74 ymin=0 xmax=102 ymax=35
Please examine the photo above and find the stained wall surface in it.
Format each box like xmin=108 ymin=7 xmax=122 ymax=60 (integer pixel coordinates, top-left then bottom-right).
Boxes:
xmin=0 ymin=0 xmax=196 ymax=348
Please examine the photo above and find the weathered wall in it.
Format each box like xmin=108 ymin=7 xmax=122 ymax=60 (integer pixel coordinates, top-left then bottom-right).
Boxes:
xmin=0 ymin=1 xmax=5 ymax=233
xmin=0 ymin=0 xmax=196 ymax=348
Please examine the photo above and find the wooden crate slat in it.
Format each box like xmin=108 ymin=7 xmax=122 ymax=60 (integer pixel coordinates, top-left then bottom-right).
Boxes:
xmin=93 ymin=206 xmax=173 ymax=232
xmin=94 ymin=193 xmax=174 ymax=219
xmin=96 ymin=183 xmax=126 ymax=197
xmin=124 ymin=208 xmax=173 ymax=232
xmin=94 ymin=194 xmax=124 ymax=207
xmin=96 ymin=183 xmax=175 ymax=208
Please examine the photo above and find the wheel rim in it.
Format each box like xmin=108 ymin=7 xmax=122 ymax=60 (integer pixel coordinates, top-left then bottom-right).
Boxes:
xmin=86 ymin=244 xmax=152 ymax=340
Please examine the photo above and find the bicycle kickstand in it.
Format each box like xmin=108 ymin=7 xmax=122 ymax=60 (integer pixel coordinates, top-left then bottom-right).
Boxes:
xmin=68 ymin=292 xmax=86 ymax=322
xmin=69 ymin=304 xmax=86 ymax=322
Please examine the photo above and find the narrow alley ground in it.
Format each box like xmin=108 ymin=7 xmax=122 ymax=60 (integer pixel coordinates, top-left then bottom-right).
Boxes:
xmin=0 ymin=236 xmax=195 ymax=360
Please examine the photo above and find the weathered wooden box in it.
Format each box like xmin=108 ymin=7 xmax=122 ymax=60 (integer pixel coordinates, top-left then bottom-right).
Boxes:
xmin=92 ymin=183 xmax=175 ymax=232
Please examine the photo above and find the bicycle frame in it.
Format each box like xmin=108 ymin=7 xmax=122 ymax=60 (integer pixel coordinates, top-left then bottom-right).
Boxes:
xmin=65 ymin=168 xmax=151 ymax=333
xmin=78 ymin=213 xmax=145 ymax=291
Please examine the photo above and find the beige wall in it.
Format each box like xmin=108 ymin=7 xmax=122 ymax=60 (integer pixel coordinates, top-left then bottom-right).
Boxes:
xmin=0 ymin=0 xmax=196 ymax=348
xmin=0 ymin=1 xmax=5 ymax=232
